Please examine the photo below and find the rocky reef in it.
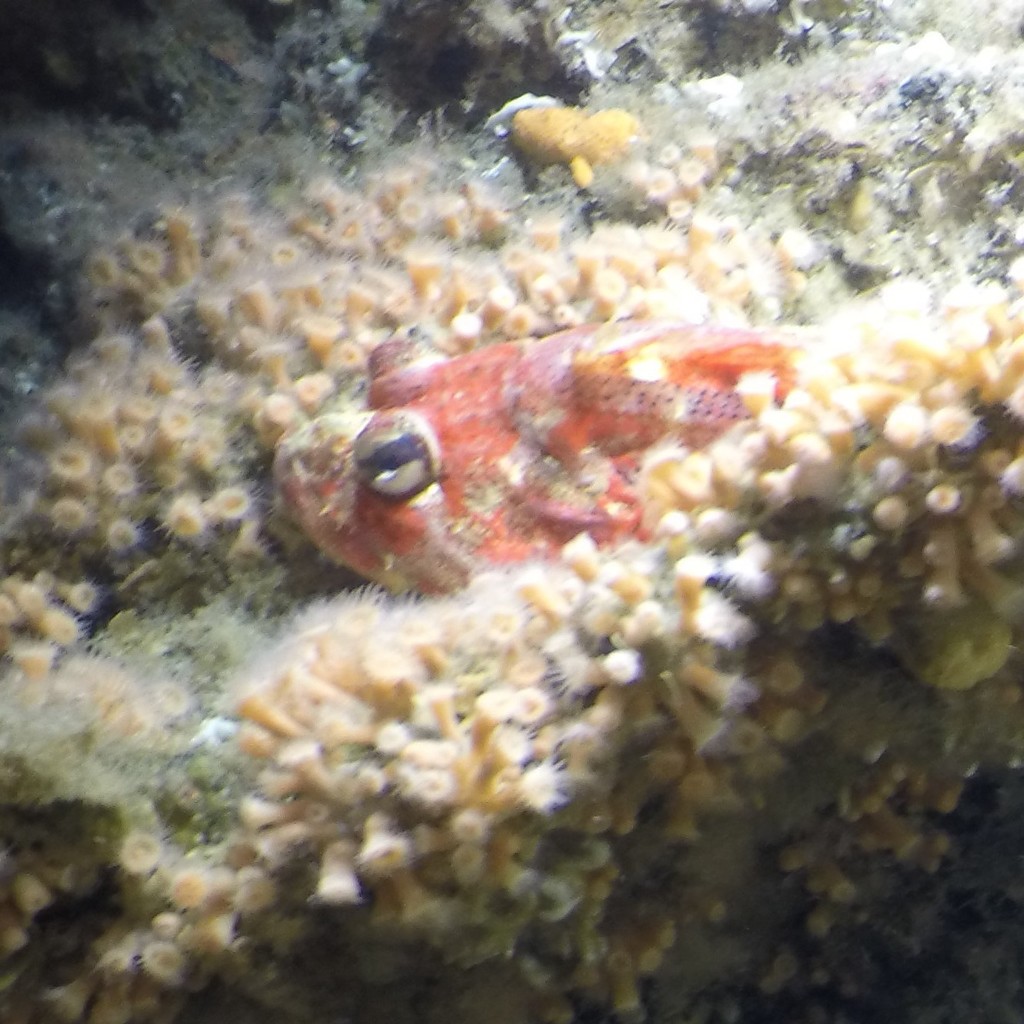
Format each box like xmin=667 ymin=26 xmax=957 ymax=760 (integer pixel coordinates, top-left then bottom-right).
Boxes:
xmin=3 ymin=2 xmax=1024 ymax=1024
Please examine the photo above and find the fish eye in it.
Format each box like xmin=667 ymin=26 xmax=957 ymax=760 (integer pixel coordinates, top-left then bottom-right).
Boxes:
xmin=353 ymin=412 xmax=440 ymax=500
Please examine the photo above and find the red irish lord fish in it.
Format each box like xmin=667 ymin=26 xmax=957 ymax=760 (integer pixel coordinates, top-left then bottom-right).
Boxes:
xmin=275 ymin=321 xmax=796 ymax=592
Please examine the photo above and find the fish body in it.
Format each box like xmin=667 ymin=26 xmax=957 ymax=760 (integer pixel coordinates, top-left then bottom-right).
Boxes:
xmin=275 ymin=321 xmax=795 ymax=592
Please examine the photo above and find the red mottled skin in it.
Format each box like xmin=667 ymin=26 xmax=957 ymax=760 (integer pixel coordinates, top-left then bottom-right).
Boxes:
xmin=275 ymin=321 xmax=796 ymax=593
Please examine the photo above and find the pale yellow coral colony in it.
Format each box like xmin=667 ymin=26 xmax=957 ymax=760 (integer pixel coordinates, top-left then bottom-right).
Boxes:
xmin=2 ymin=141 xmax=1024 ymax=1023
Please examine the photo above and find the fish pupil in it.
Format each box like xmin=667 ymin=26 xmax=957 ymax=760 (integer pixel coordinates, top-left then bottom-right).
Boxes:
xmin=355 ymin=428 xmax=436 ymax=498
xmin=365 ymin=434 xmax=425 ymax=473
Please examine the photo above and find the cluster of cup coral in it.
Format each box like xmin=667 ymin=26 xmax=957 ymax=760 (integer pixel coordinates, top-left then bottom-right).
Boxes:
xmin=1 ymin=142 xmax=1023 ymax=1024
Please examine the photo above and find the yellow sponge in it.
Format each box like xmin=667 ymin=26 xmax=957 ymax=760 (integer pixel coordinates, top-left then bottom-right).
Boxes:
xmin=510 ymin=106 xmax=641 ymax=187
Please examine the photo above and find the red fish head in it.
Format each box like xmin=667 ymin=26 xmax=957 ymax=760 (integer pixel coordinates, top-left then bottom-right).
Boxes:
xmin=274 ymin=406 xmax=480 ymax=593
xmin=275 ymin=337 xmax=591 ymax=593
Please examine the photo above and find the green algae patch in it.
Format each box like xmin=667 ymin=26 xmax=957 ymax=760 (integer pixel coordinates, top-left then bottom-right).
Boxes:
xmin=891 ymin=600 xmax=1013 ymax=691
